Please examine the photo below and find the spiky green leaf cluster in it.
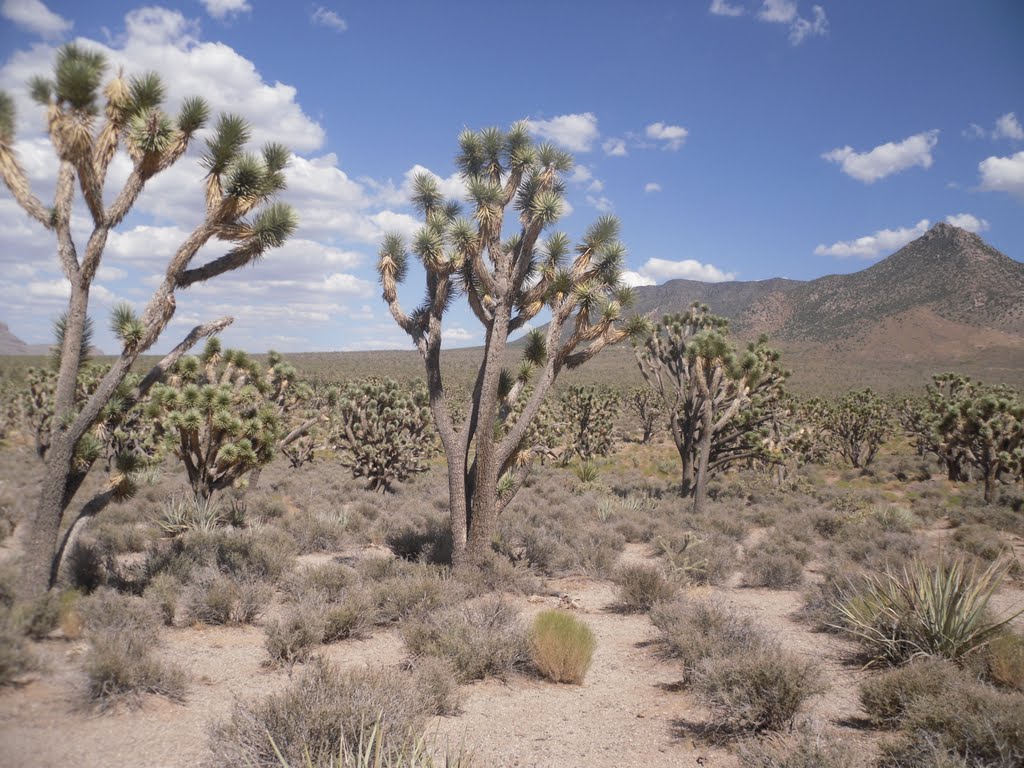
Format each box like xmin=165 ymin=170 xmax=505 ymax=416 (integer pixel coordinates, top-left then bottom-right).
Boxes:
xmin=330 ymin=378 xmax=437 ymax=492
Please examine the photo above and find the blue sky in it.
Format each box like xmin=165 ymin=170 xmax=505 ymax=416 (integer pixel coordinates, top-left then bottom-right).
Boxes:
xmin=0 ymin=0 xmax=1022 ymax=353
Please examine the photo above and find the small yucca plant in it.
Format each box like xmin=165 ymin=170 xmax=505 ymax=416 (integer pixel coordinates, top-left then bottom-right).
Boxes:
xmin=832 ymin=555 xmax=1023 ymax=666
xmin=530 ymin=610 xmax=596 ymax=684
xmin=158 ymin=493 xmax=224 ymax=536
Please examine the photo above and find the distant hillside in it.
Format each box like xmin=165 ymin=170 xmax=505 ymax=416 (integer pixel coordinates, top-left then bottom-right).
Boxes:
xmin=0 ymin=323 xmax=29 ymax=355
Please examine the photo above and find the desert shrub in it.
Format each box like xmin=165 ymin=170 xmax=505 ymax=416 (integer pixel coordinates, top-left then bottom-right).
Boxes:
xmin=386 ymin=516 xmax=453 ymax=565
xmin=952 ymin=523 xmax=1018 ymax=567
xmin=736 ymin=724 xmax=857 ymax=767
xmin=321 ymin=587 xmax=376 ymax=643
xmin=796 ymin=562 xmax=871 ymax=631
xmin=650 ymin=597 xmax=767 ymax=680
xmin=456 ymin=552 xmax=540 ymax=597
xmin=832 ymin=517 xmax=919 ymax=569
xmin=745 ymin=548 xmax=806 ymax=589
xmin=832 ymin=556 xmax=1021 ymax=665
xmin=985 ymin=632 xmax=1024 ymax=690
xmin=692 ymin=647 xmax=826 ymax=733
xmin=16 ymin=589 xmax=65 ymax=639
xmin=185 ymin=570 xmax=272 ymax=625
xmin=858 ymin=657 xmax=967 ymax=727
xmin=283 ymin=509 xmax=351 ymax=554
xmin=264 ymin=601 xmax=327 ymax=667
xmin=356 ymin=555 xmax=405 ymax=582
xmin=654 ymin=530 xmax=738 ymax=586
xmin=279 ymin=562 xmax=356 ymax=603
xmin=80 ymin=590 xmax=185 ymax=709
xmin=563 ymin=527 xmax=625 ymax=578
xmin=0 ymin=608 xmax=34 ymax=686
xmin=400 ymin=596 xmax=528 ymax=682
xmin=876 ymin=681 xmax=1024 ymax=767
xmin=145 ymin=573 xmax=181 ymax=626
xmin=530 ymin=610 xmax=596 ymax=685
xmin=372 ymin=564 xmax=461 ymax=624
xmin=66 ymin=538 xmax=108 ymax=592
xmin=208 ymin=658 xmax=432 ymax=768
xmin=409 ymin=655 xmax=462 ymax=716
xmin=613 ymin=563 xmax=677 ymax=612
xmin=148 ymin=527 xmax=296 ymax=584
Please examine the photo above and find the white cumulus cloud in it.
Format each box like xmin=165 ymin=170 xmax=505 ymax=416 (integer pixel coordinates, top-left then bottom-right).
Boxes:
xmin=822 ymin=130 xmax=939 ymax=184
xmin=602 ymin=137 xmax=627 ymax=157
xmin=789 ymin=5 xmax=828 ymax=45
xmin=814 ymin=219 xmax=930 ymax=258
xmin=645 ymin=122 xmax=689 ymax=150
xmin=644 ymin=182 xmax=662 ymax=193
xmin=978 ymin=150 xmax=1024 ymax=198
xmin=993 ymin=112 xmax=1024 ymax=141
xmin=709 ymin=0 xmax=745 ymax=16
xmin=637 ymin=258 xmax=736 ymax=282
xmin=1 ymin=0 xmax=71 ymax=39
xmin=944 ymin=213 xmax=989 ymax=233
xmin=200 ymin=0 xmax=252 ymax=19
xmin=524 ymin=113 xmax=599 ymax=153
xmin=311 ymin=6 xmax=348 ymax=31
xmin=758 ymin=0 xmax=798 ymax=23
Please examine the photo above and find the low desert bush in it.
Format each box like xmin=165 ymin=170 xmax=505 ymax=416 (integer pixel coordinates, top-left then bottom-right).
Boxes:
xmin=80 ymin=590 xmax=186 ymax=709
xmin=952 ymin=523 xmax=1018 ymax=570
xmin=563 ymin=528 xmax=625 ymax=578
xmin=264 ymin=601 xmax=327 ymax=667
xmin=409 ymin=655 xmax=462 ymax=716
xmin=283 ymin=509 xmax=351 ymax=554
xmin=742 ymin=547 xmax=805 ymax=590
xmin=654 ymin=530 xmax=737 ymax=586
xmin=736 ymin=724 xmax=857 ymax=767
xmin=0 ymin=608 xmax=34 ymax=686
xmin=692 ymin=648 xmax=826 ymax=733
xmin=145 ymin=573 xmax=180 ymax=626
xmin=832 ymin=556 xmax=1021 ymax=665
xmin=372 ymin=564 xmax=461 ymax=624
xmin=321 ymin=587 xmax=376 ymax=642
xmin=858 ymin=657 xmax=967 ymax=727
xmin=185 ymin=570 xmax=272 ymax=625
xmin=875 ymin=680 xmax=1024 ymax=767
xmin=985 ymin=632 xmax=1024 ymax=690
xmin=147 ymin=527 xmax=296 ymax=584
xmin=455 ymin=552 xmax=540 ymax=597
xmin=279 ymin=562 xmax=356 ymax=603
xmin=650 ymin=597 xmax=767 ymax=680
xmin=208 ymin=658 xmax=433 ymax=768
xmin=400 ymin=596 xmax=528 ymax=682
xmin=613 ymin=563 xmax=677 ymax=612
xmin=386 ymin=516 xmax=453 ymax=564
xmin=530 ymin=610 xmax=596 ymax=685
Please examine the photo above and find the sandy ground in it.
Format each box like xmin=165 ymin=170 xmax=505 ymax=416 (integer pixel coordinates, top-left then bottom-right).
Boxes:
xmin=0 ymin=540 xmax=904 ymax=768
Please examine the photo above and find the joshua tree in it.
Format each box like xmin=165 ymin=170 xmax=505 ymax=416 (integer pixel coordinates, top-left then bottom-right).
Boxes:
xmin=635 ymin=304 xmax=786 ymax=513
xmin=146 ymin=344 xmax=315 ymax=500
xmin=331 ymin=377 xmax=436 ymax=492
xmin=377 ymin=123 xmax=643 ymax=565
xmin=560 ymin=385 xmax=620 ymax=461
xmin=1 ymin=46 xmax=296 ymax=597
xmin=811 ymin=388 xmax=892 ymax=468
xmin=626 ymin=385 xmax=662 ymax=444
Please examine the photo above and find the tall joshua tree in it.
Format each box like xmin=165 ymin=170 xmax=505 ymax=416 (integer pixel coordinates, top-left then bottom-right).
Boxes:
xmin=377 ymin=123 xmax=644 ymax=566
xmin=635 ymin=304 xmax=786 ymax=513
xmin=0 ymin=45 xmax=296 ymax=597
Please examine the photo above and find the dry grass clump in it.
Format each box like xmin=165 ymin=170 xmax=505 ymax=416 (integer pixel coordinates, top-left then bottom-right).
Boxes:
xmin=144 ymin=572 xmax=181 ymax=626
xmin=952 ymin=523 xmax=1019 ymax=571
xmin=321 ymin=586 xmax=376 ymax=642
xmin=80 ymin=589 xmax=186 ymax=709
xmin=408 ymin=655 xmax=462 ymax=716
xmin=742 ymin=531 xmax=811 ymax=590
xmin=400 ymin=595 xmax=528 ymax=682
xmin=692 ymin=648 xmax=826 ymax=733
xmin=283 ymin=508 xmax=352 ymax=554
xmin=147 ymin=526 xmax=296 ymax=585
xmin=736 ymin=723 xmax=857 ymax=767
xmin=612 ymin=563 xmax=677 ymax=612
xmin=185 ymin=569 xmax=272 ymax=625
xmin=530 ymin=610 xmax=596 ymax=684
xmin=209 ymin=658 xmax=435 ymax=768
